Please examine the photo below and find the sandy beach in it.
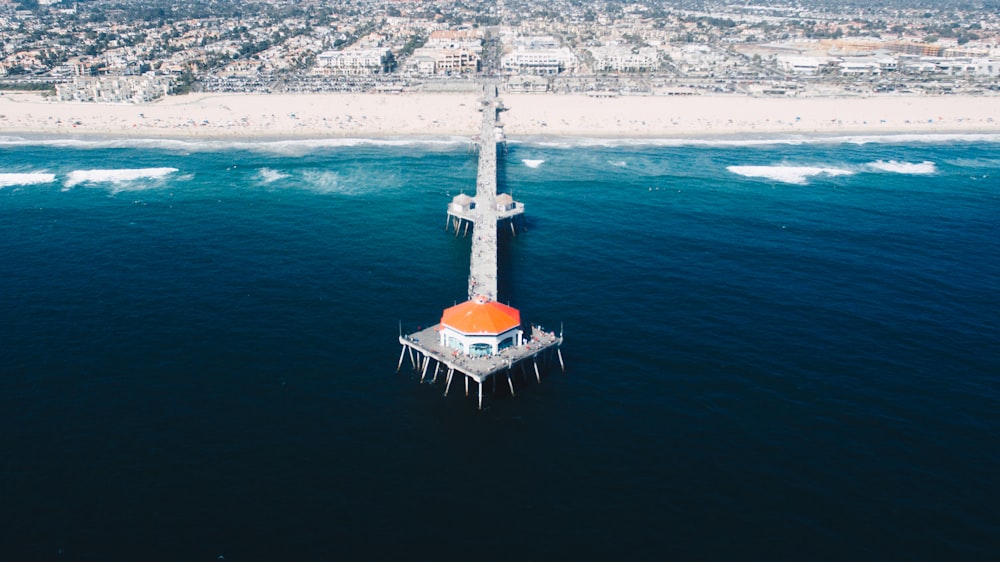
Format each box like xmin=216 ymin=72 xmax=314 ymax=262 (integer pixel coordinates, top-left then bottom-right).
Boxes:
xmin=1 ymin=91 xmax=997 ymax=139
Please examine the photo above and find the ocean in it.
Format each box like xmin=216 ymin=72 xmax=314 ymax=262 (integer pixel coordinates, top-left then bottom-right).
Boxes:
xmin=1 ymin=134 xmax=999 ymax=561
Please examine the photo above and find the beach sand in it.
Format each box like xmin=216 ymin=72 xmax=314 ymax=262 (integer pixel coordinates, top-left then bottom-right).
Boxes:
xmin=501 ymin=93 xmax=1000 ymax=137
xmin=1 ymin=91 xmax=997 ymax=139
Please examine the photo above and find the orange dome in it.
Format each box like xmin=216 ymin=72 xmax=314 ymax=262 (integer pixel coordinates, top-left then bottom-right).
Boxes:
xmin=441 ymin=296 xmax=521 ymax=334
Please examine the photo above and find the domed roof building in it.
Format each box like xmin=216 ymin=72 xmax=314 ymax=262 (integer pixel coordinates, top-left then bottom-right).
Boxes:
xmin=439 ymin=295 xmax=523 ymax=357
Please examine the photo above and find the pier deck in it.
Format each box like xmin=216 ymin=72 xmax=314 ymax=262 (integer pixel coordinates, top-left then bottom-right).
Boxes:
xmin=400 ymin=325 xmax=562 ymax=384
xmin=446 ymin=83 xmax=527 ymax=301
xmin=469 ymin=85 xmax=501 ymax=301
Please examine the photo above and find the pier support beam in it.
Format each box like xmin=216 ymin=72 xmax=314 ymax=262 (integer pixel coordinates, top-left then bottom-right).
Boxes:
xmin=507 ymin=371 xmax=515 ymax=397
xmin=465 ymin=376 xmax=469 ymax=397
xmin=444 ymin=368 xmax=454 ymax=396
xmin=420 ymin=356 xmax=430 ymax=382
xmin=534 ymin=359 xmax=541 ymax=383
xmin=396 ymin=345 xmax=406 ymax=373
xmin=478 ymin=381 xmax=483 ymax=410
xmin=558 ymin=348 xmax=565 ymax=372
xmin=432 ymin=362 xmax=440 ymax=383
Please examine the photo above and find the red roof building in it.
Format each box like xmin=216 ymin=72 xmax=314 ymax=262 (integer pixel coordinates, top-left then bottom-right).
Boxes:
xmin=439 ymin=296 xmax=523 ymax=357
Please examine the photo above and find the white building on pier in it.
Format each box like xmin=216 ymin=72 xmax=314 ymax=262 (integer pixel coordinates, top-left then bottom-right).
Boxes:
xmin=439 ymin=296 xmax=523 ymax=357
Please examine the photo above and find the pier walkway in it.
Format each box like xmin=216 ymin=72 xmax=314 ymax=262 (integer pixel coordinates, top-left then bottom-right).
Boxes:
xmin=447 ymin=82 xmax=525 ymax=300
xmin=468 ymin=86 xmax=500 ymax=300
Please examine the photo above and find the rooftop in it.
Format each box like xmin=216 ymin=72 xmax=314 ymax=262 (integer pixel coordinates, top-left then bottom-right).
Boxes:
xmin=441 ymin=296 xmax=521 ymax=335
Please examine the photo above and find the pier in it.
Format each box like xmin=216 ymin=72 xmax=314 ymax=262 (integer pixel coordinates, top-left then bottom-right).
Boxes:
xmin=398 ymin=82 xmax=563 ymax=410
xmin=445 ymin=84 xmax=525 ymax=301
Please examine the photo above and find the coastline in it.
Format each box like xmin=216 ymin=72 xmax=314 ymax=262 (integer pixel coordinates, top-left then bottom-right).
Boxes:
xmin=1 ymin=91 xmax=998 ymax=140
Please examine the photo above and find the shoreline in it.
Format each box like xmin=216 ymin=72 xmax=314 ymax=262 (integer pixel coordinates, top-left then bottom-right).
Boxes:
xmin=5 ymin=130 xmax=1000 ymax=147
xmin=1 ymin=91 xmax=998 ymax=140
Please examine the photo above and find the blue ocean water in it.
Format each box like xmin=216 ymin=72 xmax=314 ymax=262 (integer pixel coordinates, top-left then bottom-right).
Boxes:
xmin=1 ymin=134 xmax=999 ymax=560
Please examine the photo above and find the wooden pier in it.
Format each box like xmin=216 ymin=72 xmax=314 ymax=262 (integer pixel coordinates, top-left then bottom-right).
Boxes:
xmin=399 ymin=82 xmax=563 ymax=410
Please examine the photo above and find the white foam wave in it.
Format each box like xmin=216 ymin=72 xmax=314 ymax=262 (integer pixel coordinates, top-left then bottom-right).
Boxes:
xmin=64 ymin=167 xmax=179 ymax=190
xmin=0 ymin=135 xmax=470 ymax=155
xmin=0 ymin=172 xmax=56 ymax=188
xmin=727 ymin=165 xmax=854 ymax=184
xmin=609 ymin=160 xmax=628 ymax=167
xmin=508 ymin=132 xmax=1000 ymax=149
xmin=522 ymin=159 xmax=544 ymax=168
xmin=839 ymin=133 xmax=1000 ymax=146
xmin=258 ymin=168 xmax=290 ymax=183
xmin=867 ymin=160 xmax=937 ymax=175
xmin=247 ymin=137 xmax=469 ymax=156
xmin=510 ymin=136 xmax=810 ymax=149
xmin=300 ymin=170 xmax=346 ymax=194
xmin=2 ymin=133 xmax=996 ymax=153
xmin=945 ymin=157 xmax=1000 ymax=170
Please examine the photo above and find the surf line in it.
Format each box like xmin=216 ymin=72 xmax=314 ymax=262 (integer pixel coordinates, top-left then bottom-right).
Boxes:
xmin=396 ymin=81 xmax=564 ymax=411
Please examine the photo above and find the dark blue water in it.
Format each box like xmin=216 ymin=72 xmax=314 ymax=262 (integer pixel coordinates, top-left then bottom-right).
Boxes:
xmin=2 ymin=136 xmax=999 ymax=560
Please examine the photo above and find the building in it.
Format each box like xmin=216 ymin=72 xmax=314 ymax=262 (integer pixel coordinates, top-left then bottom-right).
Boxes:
xmin=55 ymin=75 xmax=173 ymax=103
xmin=502 ymin=47 xmax=576 ymax=76
xmin=426 ymin=29 xmax=481 ymax=50
xmin=405 ymin=46 xmax=480 ymax=75
xmin=777 ymin=55 xmax=823 ymax=75
xmin=832 ymin=53 xmax=898 ymax=75
xmin=402 ymin=29 xmax=481 ymax=76
xmin=506 ymin=74 xmax=549 ymax=93
xmin=888 ymin=41 xmax=946 ymax=58
xmin=588 ymin=46 xmax=659 ymax=72
xmin=502 ymin=37 xmax=577 ymax=76
xmin=316 ymin=48 xmax=389 ymax=75
xmin=434 ymin=48 xmax=480 ymax=74
xmin=495 ymin=193 xmax=516 ymax=212
xmin=438 ymin=295 xmax=523 ymax=357
xmin=450 ymin=193 xmax=474 ymax=213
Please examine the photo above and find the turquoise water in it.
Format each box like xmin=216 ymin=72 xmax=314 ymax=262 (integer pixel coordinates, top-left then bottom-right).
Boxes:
xmin=1 ymin=134 xmax=999 ymax=560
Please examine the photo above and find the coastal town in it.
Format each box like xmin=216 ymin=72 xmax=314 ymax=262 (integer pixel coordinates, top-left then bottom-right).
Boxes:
xmin=1 ymin=0 xmax=998 ymax=103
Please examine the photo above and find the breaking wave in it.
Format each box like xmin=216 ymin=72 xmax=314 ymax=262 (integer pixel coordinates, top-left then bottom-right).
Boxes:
xmin=64 ymin=167 xmax=179 ymax=190
xmin=509 ymin=133 xmax=1000 ymax=149
xmin=300 ymin=170 xmax=348 ymax=195
xmin=258 ymin=168 xmax=290 ymax=184
xmin=522 ymin=159 xmax=545 ymax=168
xmin=0 ymin=135 xmax=471 ymax=155
xmin=727 ymin=165 xmax=854 ymax=185
xmin=866 ymin=160 xmax=937 ymax=175
xmin=0 ymin=172 xmax=57 ymax=188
